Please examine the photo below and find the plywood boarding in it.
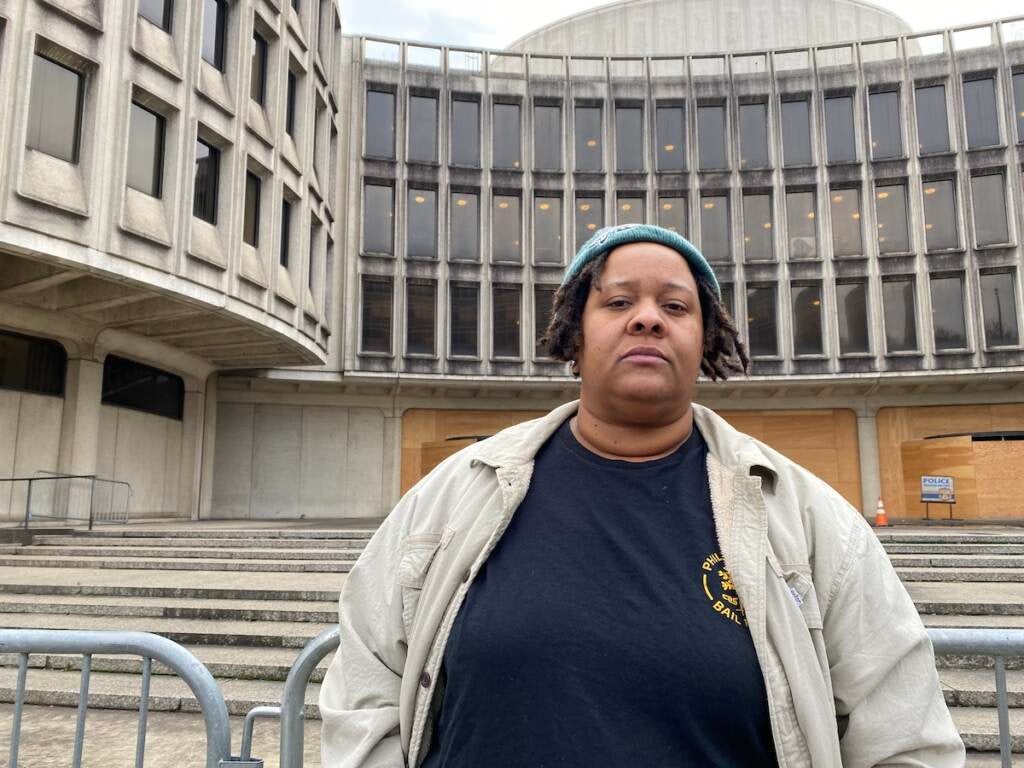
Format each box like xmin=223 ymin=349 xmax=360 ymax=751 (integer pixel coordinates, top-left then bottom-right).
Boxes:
xmin=714 ymin=409 xmax=862 ymax=509
xmin=878 ymin=405 xmax=1024 ymax=519
xmin=900 ymin=436 xmax=977 ymax=519
xmin=974 ymin=441 xmax=1024 ymax=519
xmin=401 ymin=409 xmax=547 ymax=493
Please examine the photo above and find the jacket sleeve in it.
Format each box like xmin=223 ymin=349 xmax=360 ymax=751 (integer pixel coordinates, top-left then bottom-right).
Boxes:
xmin=821 ymin=507 xmax=965 ymax=768
xmin=319 ymin=495 xmax=414 ymax=768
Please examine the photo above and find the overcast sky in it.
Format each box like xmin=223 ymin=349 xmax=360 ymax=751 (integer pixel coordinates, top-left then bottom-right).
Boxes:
xmin=337 ymin=0 xmax=1023 ymax=50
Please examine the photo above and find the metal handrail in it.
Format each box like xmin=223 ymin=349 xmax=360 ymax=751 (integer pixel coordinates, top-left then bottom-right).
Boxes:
xmin=0 ymin=629 xmax=233 ymax=768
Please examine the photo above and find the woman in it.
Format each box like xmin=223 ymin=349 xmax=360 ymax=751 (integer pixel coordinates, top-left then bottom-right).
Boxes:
xmin=320 ymin=224 xmax=964 ymax=767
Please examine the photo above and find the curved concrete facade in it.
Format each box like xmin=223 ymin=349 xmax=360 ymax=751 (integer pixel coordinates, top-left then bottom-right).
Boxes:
xmin=506 ymin=0 xmax=912 ymax=57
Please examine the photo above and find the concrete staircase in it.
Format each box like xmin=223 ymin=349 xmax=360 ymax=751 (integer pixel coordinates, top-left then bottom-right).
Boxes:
xmin=0 ymin=524 xmax=1022 ymax=766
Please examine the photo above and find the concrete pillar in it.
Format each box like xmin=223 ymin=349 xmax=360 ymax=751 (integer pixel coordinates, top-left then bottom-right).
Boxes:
xmin=197 ymin=373 xmax=218 ymax=520
xmin=177 ymin=385 xmax=205 ymax=519
xmin=56 ymin=357 xmax=103 ymax=522
xmin=381 ymin=412 xmax=403 ymax=514
xmin=856 ymin=408 xmax=881 ymax=520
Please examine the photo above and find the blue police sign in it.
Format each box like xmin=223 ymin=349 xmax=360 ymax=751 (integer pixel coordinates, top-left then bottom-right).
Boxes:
xmin=921 ymin=475 xmax=955 ymax=504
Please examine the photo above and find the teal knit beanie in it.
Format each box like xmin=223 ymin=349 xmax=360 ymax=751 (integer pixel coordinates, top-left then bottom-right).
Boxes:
xmin=562 ymin=223 xmax=721 ymax=299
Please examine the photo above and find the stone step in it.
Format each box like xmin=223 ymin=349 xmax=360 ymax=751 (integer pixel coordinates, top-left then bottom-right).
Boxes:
xmin=0 ymin=667 xmax=322 ymax=718
xmin=890 ymin=555 xmax=1024 ymax=568
xmin=0 ymin=612 xmax=327 ymax=648
xmin=886 ymin=543 xmax=1024 ymax=555
xmin=17 ymin=545 xmax=363 ymax=561
xmin=33 ymin=535 xmax=370 ymax=551
xmin=0 ymin=644 xmax=332 ymax=683
xmin=940 ymin=669 xmax=1024 ymax=707
xmin=64 ymin=528 xmax=378 ymax=540
xmin=0 ymin=593 xmax=336 ymax=623
xmin=952 ymin=706 xmax=1024 ymax=752
xmin=897 ymin=567 xmax=1024 ymax=583
xmin=917 ymin=601 xmax=1024 ymax=616
xmin=0 ymin=580 xmax=340 ymax=602
xmin=924 ymin=615 xmax=1024 ymax=629
xmin=0 ymin=556 xmax=353 ymax=573
xmin=0 ymin=704 xmax=323 ymax=768
xmin=876 ymin=533 xmax=1024 ymax=545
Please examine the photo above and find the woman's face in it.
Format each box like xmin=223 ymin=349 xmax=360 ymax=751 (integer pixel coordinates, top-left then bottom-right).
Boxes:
xmin=576 ymin=242 xmax=704 ymax=420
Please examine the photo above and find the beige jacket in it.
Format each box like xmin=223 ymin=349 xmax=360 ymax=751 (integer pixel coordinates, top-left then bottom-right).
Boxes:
xmin=320 ymin=401 xmax=965 ymax=768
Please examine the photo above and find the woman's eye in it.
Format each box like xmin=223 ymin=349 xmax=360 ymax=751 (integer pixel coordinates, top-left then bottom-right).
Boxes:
xmin=608 ymin=299 xmax=630 ymax=308
xmin=666 ymin=303 xmax=687 ymax=313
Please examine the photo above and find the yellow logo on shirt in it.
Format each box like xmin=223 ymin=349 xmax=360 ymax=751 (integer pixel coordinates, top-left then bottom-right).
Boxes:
xmin=701 ymin=551 xmax=748 ymax=627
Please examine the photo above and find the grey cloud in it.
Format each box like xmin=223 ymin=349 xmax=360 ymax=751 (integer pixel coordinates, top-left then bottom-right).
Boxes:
xmin=341 ymin=0 xmax=500 ymax=47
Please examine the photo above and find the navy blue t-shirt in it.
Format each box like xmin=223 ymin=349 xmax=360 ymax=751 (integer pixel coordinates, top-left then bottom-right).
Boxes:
xmin=420 ymin=419 xmax=777 ymax=767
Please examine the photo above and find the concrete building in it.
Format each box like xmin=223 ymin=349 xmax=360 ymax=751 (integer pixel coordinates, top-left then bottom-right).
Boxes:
xmin=2 ymin=0 xmax=1024 ymax=524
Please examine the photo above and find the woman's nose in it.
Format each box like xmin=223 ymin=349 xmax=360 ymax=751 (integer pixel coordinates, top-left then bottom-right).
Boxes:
xmin=628 ymin=303 xmax=665 ymax=334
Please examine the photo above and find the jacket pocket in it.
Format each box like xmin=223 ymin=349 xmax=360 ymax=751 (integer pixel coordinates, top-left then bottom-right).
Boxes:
xmin=399 ymin=533 xmax=443 ymax=637
xmin=767 ymin=551 xmax=823 ymax=630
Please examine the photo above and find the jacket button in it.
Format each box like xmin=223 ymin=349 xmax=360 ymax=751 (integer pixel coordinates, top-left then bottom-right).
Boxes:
xmin=462 ymin=568 xmax=471 ymax=583
xmin=420 ymin=672 xmax=432 ymax=688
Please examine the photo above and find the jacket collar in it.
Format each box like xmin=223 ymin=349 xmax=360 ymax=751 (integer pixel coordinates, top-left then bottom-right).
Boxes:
xmin=472 ymin=399 xmax=779 ymax=490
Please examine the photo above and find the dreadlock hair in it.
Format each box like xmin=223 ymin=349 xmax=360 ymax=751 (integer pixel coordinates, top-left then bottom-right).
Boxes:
xmin=540 ymin=250 xmax=750 ymax=381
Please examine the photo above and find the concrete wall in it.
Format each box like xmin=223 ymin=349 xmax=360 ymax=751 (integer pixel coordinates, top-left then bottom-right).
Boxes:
xmin=96 ymin=405 xmax=184 ymax=519
xmin=506 ymin=0 xmax=911 ymax=57
xmin=211 ymin=402 xmax=391 ymax=518
xmin=0 ymin=389 xmax=63 ymax=521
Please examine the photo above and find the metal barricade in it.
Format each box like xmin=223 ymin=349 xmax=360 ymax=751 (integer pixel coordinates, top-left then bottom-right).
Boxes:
xmin=930 ymin=627 xmax=1024 ymax=768
xmin=0 ymin=629 xmax=256 ymax=768
xmin=0 ymin=473 xmax=131 ymax=529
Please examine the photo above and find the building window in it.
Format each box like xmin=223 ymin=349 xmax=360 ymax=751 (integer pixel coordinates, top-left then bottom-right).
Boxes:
xmin=575 ymin=197 xmax=603 ymax=250
xmin=363 ymin=182 xmax=393 ymax=255
xmin=923 ymin=179 xmax=958 ymax=251
xmin=837 ymin=280 xmax=870 ymax=355
xmin=493 ymin=102 xmax=521 ymax=169
xmin=792 ymin=283 xmax=823 ymax=356
xmin=739 ymin=102 xmax=769 ymax=168
xmin=746 ymin=285 xmax=778 ymax=357
xmin=451 ymin=98 xmax=480 ymax=167
xmin=201 ymin=0 xmax=227 ymax=71
xmin=534 ymin=284 xmax=557 ymax=358
xmin=882 ymin=277 xmax=918 ymax=353
xmin=450 ymin=282 xmax=479 ymax=357
xmin=1014 ymin=73 xmax=1024 ymax=143
xmin=971 ymin=173 xmax=1009 ymax=246
xmin=249 ymin=32 xmax=268 ymax=106
xmin=405 ymin=95 xmax=438 ymax=163
xmin=742 ymin=192 xmax=773 ymax=262
xmin=785 ymin=190 xmax=817 ymax=260
xmin=492 ymin=194 xmax=521 ymax=263
xmin=406 ymin=279 xmax=436 ymax=356
xmin=875 ymin=183 xmax=910 ymax=254
xmin=307 ymin=221 xmax=318 ymax=291
xmin=139 ymin=0 xmax=172 ymax=31
xmin=450 ymin=190 xmax=479 ymax=262
xmin=243 ymin=171 xmax=260 ymax=247
xmin=615 ymin=105 xmax=644 ymax=172
xmin=534 ymin=196 xmax=562 ymax=265
xmin=658 ymin=196 xmax=687 ymax=235
xmin=27 ymin=54 xmax=84 ymax=163
xmin=980 ymin=270 xmax=1019 ymax=347
xmin=0 ymin=331 xmax=66 ymax=397
xmin=192 ymin=138 xmax=219 ymax=224
xmin=285 ymin=67 xmax=298 ymax=138
xmin=701 ymin=194 xmax=730 ymax=263
xmin=365 ymin=89 xmax=395 ymax=159
xmin=361 ymin=277 xmax=393 ymax=354
xmin=534 ymin=103 xmax=562 ymax=170
xmin=930 ymin=274 xmax=968 ymax=351
xmin=914 ymin=84 xmax=950 ymax=154
xmin=126 ymin=102 xmax=165 ymax=198
xmin=656 ymin=104 xmax=685 ymax=171
xmin=407 ymin=188 xmax=437 ymax=259
xmin=279 ymin=198 xmax=292 ymax=268
xmin=869 ymin=90 xmax=902 ymax=160
xmin=617 ymin=195 xmax=644 ymax=225
xmin=963 ymin=76 xmax=1000 ymax=149
xmin=720 ymin=284 xmax=735 ymax=319
xmin=102 ymin=355 xmax=184 ymax=420
xmin=824 ymin=95 xmax=856 ymax=163
xmin=780 ymin=98 xmax=812 ymax=166
xmin=492 ymin=285 xmax=522 ymax=358
xmin=575 ymin=105 xmax=603 ymax=171
xmin=697 ymin=105 xmax=727 ymax=170
xmin=830 ymin=188 xmax=862 ymax=257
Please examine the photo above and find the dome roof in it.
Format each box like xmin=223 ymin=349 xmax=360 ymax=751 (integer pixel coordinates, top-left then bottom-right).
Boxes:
xmin=506 ymin=0 xmax=912 ymax=57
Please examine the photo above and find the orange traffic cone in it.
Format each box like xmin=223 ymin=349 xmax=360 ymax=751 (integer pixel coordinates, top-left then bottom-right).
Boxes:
xmin=874 ymin=498 xmax=889 ymax=527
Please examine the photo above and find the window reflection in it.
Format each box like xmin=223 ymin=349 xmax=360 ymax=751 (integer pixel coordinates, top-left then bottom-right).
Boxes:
xmin=780 ymin=99 xmax=812 ymax=166
xmin=615 ymin=106 xmax=644 ymax=172
xmin=930 ymin=274 xmax=968 ymax=351
xmin=492 ymin=284 xmax=522 ymax=358
xmin=869 ymin=90 xmax=902 ymax=159
xmin=658 ymin=196 xmax=687 ymax=236
xmin=882 ymin=278 xmax=918 ymax=353
xmin=824 ymin=95 xmax=856 ymax=163
xmin=450 ymin=191 xmax=479 ymax=261
xmin=408 ymin=94 xmax=438 ymax=163
xmin=746 ymin=285 xmax=778 ymax=357
xmin=617 ymin=195 xmax=645 ymax=225
xmin=534 ymin=196 xmax=562 ymax=265
xmin=127 ymin=103 xmax=165 ymax=198
xmin=963 ymin=77 xmax=1000 ymax=149
xmin=656 ymin=104 xmax=686 ymax=171
xmin=697 ymin=105 xmax=727 ymax=169
xmin=874 ymin=183 xmax=910 ymax=254
xmin=405 ymin=279 xmax=436 ymax=356
xmin=493 ymin=102 xmax=521 ymax=168
xmin=915 ymin=84 xmax=950 ymax=154
xmin=785 ymin=191 xmax=817 ymax=260
xmin=792 ymin=283 xmax=823 ymax=356
xmin=837 ymin=281 xmax=871 ymax=354
xmin=361 ymin=276 xmax=393 ymax=354
xmin=363 ymin=183 xmax=393 ymax=255
xmin=922 ymin=180 xmax=958 ymax=251
xmin=27 ymin=55 xmax=84 ymax=164
xmin=742 ymin=193 xmax=773 ymax=262
xmin=701 ymin=194 xmax=730 ymax=263
xmin=407 ymin=188 xmax=437 ymax=259
xmin=739 ymin=102 xmax=769 ymax=168
xmin=575 ymin=196 xmax=604 ymax=251
xmin=971 ymin=173 xmax=1009 ymax=247
xmin=534 ymin=103 xmax=562 ymax=170
xmin=451 ymin=98 xmax=480 ymax=166
xmin=830 ymin=188 xmax=862 ymax=257
xmin=1014 ymin=73 xmax=1024 ymax=143
xmin=365 ymin=90 xmax=395 ymax=158
xmin=575 ymin=105 xmax=603 ymax=171
xmin=449 ymin=283 xmax=479 ymax=357
xmin=492 ymin=194 xmax=521 ymax=263
xmin=980 ymin=271 xmax=1019 ymax=347
xmin=534 ymin=285 xmax=558 ymax=358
